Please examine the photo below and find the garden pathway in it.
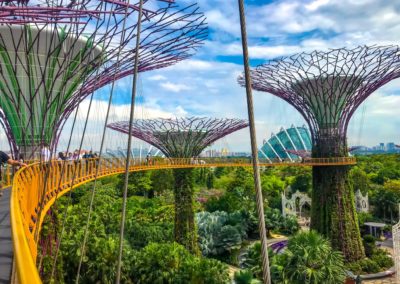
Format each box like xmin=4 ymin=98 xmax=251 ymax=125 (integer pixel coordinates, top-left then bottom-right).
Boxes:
xmin=0 ymin=187 xmax=12 ymax=283
xmin=363 ymin=275 xmax=396 ymax=283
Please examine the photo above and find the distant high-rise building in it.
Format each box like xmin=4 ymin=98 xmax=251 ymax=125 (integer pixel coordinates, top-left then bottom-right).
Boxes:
xmin=387 ymin=142 xmax=396 ymax=152
xmin=380 ymin=143 xmax=385 ymax=150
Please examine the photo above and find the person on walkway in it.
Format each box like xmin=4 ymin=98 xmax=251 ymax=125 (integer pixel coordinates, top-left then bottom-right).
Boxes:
xmin=58 ymin=152 xmax=66 ymax=161
xmin=0 ymin=151 xmax=27 ymax=197
xmin=41 ymin=143 xmax=51 ymax=162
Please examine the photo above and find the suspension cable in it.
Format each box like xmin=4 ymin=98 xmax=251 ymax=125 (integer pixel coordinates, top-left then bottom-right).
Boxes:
xmin=48 ymin=2 xmax=114 ymax=278
xmin=237 ymin=0 xmax=271 ymax=283
xmin=75 ymin=2 xmax=135 ymax=283
xmin=116 ymin=0 xmax=143 ymax=282
xmin=34 ymin=1 xmax=97 ymax=246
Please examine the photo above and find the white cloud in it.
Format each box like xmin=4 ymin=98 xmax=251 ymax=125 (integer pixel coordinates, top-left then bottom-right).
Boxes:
xmin=168 ymin=59 xmax=214 ymax=71
xmin=148 ymin=75 xmax=167 ymax=81
xmin=160 ymin=82 xmax=192 ymax=92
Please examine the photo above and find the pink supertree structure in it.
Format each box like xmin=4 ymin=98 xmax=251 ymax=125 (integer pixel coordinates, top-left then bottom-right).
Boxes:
xmin=0 ymin=0 xmax=207 ymax=159
xmin=239 ymin=45 xmax=400 ymax=261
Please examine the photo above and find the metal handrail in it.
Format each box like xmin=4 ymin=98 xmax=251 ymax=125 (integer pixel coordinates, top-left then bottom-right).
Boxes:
xmin=10 ymin=156 xmax=356 ymax=283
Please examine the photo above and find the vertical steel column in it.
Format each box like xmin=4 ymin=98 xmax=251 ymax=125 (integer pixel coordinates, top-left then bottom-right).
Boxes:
xmin=116 ymin=0 xmax=143 ymax=283
xmin=237 ymin=0 xmax=271 ymax=283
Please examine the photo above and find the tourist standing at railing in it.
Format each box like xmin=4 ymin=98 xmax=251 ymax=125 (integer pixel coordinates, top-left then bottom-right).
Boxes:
xmin=41 ymin=143 xmax=51 ymax=162
xmin=58 ymin=152 xmax=67 ymax=161
xmin=72 ymin=149 xmax=80 ymax=160
xmin=0 ymin=151 xmax=27 ymax=197
xmin=82 ymin=151 xmax=94 ymax=174
xmin=146 ymin=153 xmax=150 ymax=166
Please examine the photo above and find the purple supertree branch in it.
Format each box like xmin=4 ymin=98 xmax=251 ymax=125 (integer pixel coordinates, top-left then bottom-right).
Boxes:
xmin=0 ymin=0 xmax=174 ymax=24
xmin=107 ymin=117 xmax=249 ymax=158
xmin=0 ymin=1 xmax=207 ymax=155
xmin=51 ymin=3 xmax=207 ymax=149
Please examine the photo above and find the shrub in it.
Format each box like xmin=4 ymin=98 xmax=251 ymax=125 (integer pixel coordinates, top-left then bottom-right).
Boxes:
xmin=362 ymin=234 xmax=376 ymax=257
xmin=272 ymin=231 xmax=346 ymax=284
xmin=234 ymin=269 xmax=261 ymax=284
xmin=265 ymin=207 xmax=300 ymax=236
xmin=346 ymin=261 xmax=363 ymax=275
xmin=357 ymin=212 xmax=373 ymax=226
xmin=191 ymin=258 xmax=231 ymax=284
xmin=240 ymin=242 xmax=274 ymax=280
xmin=347 ymin=248 xmax=394 ymax=274
xmin=196 ymin=211 xmax=247 ymax=261
xmin=358 ymin=258 xmax=380 ymax=274
xmin=370 ymin=249 xmax=394 ymax=269
xmin=131 ymin=242 xmax=229 ymax=284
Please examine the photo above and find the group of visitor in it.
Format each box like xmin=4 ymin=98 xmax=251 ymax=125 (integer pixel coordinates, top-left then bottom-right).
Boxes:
xmin=57 ymin=150 xmax=97 ymax=161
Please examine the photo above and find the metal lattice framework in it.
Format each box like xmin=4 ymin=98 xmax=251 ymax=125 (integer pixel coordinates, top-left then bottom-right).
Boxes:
xmin=0 ymin=0 xmax=207 ymax=158
xmin=238 ymin=45 xmax=400 ymax=154
xmin=107 ymin=117 xmax=249 ymax=157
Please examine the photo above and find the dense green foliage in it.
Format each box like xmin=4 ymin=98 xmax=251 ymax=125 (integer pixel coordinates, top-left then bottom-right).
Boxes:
xmin=37 ymin=154 xmax=399 ymax=283
xmin=196 ymin=211 xmax=249 ymax=264
xmin=234 ymin=270 xmax=261 ymax=284
xmin=131 ymin=242 xmax=230 ymax=284
xmin=242 ymin=231 xmax=346 ymax=283
xmin=346 ymin=235 xmax=394 ymax=274
xmin=265 ymin=208 xmax=300 ymax=236
xmin=39 ymin=176 xmax=228 ymax=283
xmin=354 ymin=154 xmax=400 ymax=223
xmin=273 ymin=231 xmax=346 ymax=284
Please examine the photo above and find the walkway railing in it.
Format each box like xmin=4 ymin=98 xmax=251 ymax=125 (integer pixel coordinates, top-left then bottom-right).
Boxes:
xmin=10 ymin=156 xmax=356 ymax=283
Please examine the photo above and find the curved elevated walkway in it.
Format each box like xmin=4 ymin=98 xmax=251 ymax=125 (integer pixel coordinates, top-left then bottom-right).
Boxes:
xmin=9 ymin=156 xmax=356 ymax=283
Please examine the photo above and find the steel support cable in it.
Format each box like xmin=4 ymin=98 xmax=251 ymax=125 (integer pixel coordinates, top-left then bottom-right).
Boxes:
xmin=47 ymin=1 xmax=118 ymax=279
xmin=34 ymin=13 xmax=94 ymax=245
xmin=237 ymin=1 xmax=271 ymax=284
xmin=36 ymin=104 xmax=82 ymax=272
xmin=48 ymin=62 xmax=103 ymax=282
xmin=49 ymin=72 xmax=101 ymax=280
xmin=75 ymin=2 xmax=136 ymax=283
xmin=116 ymin=0 xmax=143 ymax=282
xmin=47 ymin=105 xmax=81 ymax=279
xmin=31 ymin=0 xmax=91 ymax=197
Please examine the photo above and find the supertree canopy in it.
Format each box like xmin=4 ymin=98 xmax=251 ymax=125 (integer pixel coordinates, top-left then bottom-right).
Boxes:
xmin=108 ymin=117 xmax=248 ymax=253
xmin=107 ymin=117 xmax=249 ymax=157
xmin=239 ymin=45 xmax=400 ymax=261
xmin=0 ymin=0 xmax=207 ymax=159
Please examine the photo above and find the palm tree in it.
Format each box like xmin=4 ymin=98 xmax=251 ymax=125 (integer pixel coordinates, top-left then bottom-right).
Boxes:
xmin=272 ymin=231 xmax=346 ymax=284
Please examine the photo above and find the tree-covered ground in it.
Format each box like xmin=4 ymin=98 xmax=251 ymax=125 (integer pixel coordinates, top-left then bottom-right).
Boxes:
xmin=38 ymin=154 xmax=399 ymax=283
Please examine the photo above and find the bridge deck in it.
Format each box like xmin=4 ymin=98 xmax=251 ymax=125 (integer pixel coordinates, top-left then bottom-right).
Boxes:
xmin=0 ymin=187 xmax=12 ymax=284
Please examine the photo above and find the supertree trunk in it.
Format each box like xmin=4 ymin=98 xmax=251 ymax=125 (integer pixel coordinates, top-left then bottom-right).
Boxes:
xmin=310 ymin=134 xmax=365 ymax=261
xmin=173 ymin=168 xmax=199 ymax=255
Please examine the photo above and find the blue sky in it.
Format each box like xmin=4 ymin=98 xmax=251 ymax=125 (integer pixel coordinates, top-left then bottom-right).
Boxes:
xmin=55 ymin=0 xmax=400 ymax=152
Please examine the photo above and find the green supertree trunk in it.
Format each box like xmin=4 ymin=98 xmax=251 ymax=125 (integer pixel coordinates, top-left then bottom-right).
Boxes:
xmin=310 ymin=134 xmax=365 ymax=262
xmin=173 ymin=168 xmax=199 ymax=254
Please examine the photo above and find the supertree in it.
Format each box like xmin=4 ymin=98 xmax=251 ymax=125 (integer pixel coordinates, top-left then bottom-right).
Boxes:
xmin=108 ymin=117 xmax=249 ymax=253
xmin=239 ymin=45 xmax=400 ymax=261
xmin=0 ymin=0 xmax=207 ymax=159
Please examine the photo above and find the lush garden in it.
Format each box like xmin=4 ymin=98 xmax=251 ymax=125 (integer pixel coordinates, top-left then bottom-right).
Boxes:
xmin=38 ymin=154 xmax=400 ymax=283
